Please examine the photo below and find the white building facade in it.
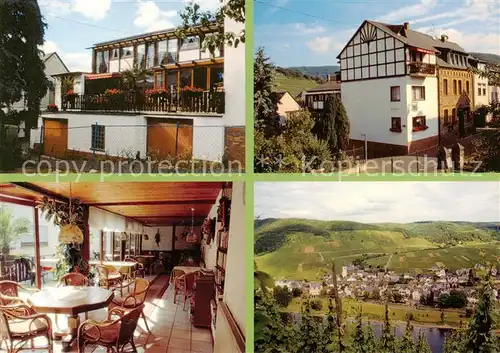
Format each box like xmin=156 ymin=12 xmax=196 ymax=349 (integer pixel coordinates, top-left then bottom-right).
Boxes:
xmin=338 ymin=21 xmax=440 ymax=157
xmin=33 ymin=18 xmax=245 ymax=166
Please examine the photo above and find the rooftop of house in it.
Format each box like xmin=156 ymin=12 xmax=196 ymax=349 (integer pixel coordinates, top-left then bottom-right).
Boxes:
xmin=338 ymin=20 xmax=468 ymax=59
xmin=305 ymin=80 xmax=341 ymax=93
xmin=92 ymin=21 xmax=220 ymax=49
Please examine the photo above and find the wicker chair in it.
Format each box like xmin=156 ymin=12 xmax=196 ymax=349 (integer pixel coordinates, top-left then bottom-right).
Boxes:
xmin=58 ymin=273 xmax=89 ymax=287
xmin=0 ymin=303 xmax=53 ymax=353
xmin=173 ymin=271 xmax=198 ymax=310
xmin=0 ymin=281 xmax=37 ymax=305
xmin=77 ymin=305 xmax=144 ymax=353
xmin=96 ymin=265 xmax=123 ymax=290
xmin=123 ymin=258 xmax=145 ymax=279
xmin=109 ymin=278 xmax=151 ymax=333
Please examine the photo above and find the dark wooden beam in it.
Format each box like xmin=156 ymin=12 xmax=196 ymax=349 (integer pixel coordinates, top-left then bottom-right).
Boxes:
xmin=0 ymin=195 xmax=36 ymax=207
xmin=87 ymin=199 xmax=215 ymax=207
xmin=10 ymin=182 xmax=69 ymax=202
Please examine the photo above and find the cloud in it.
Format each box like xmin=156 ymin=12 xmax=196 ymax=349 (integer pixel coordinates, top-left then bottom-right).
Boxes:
xmin=41 ymin=40 xmax=91 ymax=72
xmin=409 ymin=0 xmax=497 ymax=26
xmin=72 ymin=0 xmax=112 ymax=21
xmin=39 ymin=0 xmax=112 ymax=21
xmin=376 ymin=0 xmax=437 ymax=23
xmin=184 ymin=0 xmax=221 ymax=12
xmin=417 ymin=26 xmax=500 ymax=54
xmin=307 ymin=37 xmax=333 ymax=53
xmin=294 ymin=23 xmax=326 ymax=35
xmin=134 ymin=1 xmax=178 ymax=32
xmin=255 ymin=182 xmax=500 ymax=223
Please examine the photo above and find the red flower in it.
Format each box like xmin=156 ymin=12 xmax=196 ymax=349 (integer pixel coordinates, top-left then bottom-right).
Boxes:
xmin=181 ymin=86 xmax=204 ymax=93
xmin=104 ymin=88 xmax=123 ymax=95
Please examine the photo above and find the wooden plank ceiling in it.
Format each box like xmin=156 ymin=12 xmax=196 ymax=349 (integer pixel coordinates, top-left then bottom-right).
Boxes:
xmin=0 ymin=182 xmax=226 ymax=226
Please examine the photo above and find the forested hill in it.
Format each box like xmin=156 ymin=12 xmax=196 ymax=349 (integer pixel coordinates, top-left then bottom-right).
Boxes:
xmin=255 ymin=218 xmax=500 ymax=254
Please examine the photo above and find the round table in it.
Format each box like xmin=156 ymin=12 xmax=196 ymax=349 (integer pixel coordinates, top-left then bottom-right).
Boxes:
xmin=28 ymin=286 xmax=113 ymax=352
xmin=170 ymin=266 xmax=201 ymax=283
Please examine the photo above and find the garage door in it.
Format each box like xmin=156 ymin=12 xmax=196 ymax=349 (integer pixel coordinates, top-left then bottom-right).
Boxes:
xmin=147 ymin=118 xmax=193 ymax=160
xmin=43 ymin=119 xmax=68 ymax=158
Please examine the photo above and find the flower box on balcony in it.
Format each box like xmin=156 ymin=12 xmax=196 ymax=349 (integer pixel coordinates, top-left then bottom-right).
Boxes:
xmin=47 ymin=104 xmax=59 ymax=113
xmin=389 ymin=127 xmax=402 ymax=133
xmin=412 ymin=125 xmax=429 ymax=132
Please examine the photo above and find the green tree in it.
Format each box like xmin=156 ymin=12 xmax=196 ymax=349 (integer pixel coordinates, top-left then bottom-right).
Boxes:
xmin=439 ymin=290 xmax=468 ymax=309
xmin=444 ymin=329 xmax=466 ymax=353
xmin=378 ymin=303 xmax=397 ymax=353
xmin=470 ymin=130 xmax=500 ymax=172
xmin=120 ymin=63 xmax=153 ymax=91
xmin=310 ymin=299 xmax=323 ymax=311
xmin=415 ymin=332 xmax=432 ymax=353
xmin=254 ymin=290 xmax=296 ymax=353
xmin=297 ymin=300 xmax=325 ymax=353
xmin=254 ymin=47 xmax=279 ymax=134
xmin=349 ymin=309 xmax=367 ymax=353
xmin=273 ymin=285 xmax=293 ymax=308
xmin=178 ymin=0 xmax=244 ymax=55
xmin=0 ymin=208 xmax=30 ymax=255
xmin=364 ymin=322 xmax=377 ymax=352
xmin=314 ymin=95 xmax=350 ymax=156
xmin=254 ymin=261 xmax=274 ymax=294
xmin=0 ymin=0 xmax=50 ymax=169
xmin=323 ymin=299 xmax=339 ymax=352
xmin=463 ymin=277 xmax=498 ymax=353
xmin=292 ymin=287 xmax=303 ymax=298
xmin=398 ymin=318 xmax=416 ymax=353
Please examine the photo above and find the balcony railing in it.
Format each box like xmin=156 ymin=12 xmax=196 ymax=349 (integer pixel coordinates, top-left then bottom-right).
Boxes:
xmin=409 ymin=62 xmax=436 ymax=76
xmin=61 ymin=90 xmax=225 ymax=114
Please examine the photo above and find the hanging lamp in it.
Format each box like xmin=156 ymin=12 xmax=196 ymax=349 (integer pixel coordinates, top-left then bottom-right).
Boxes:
xmin=186 ymin=208 xmax=199 ymax=243
xmin=58 ymin=183 xmax=84 ymax=244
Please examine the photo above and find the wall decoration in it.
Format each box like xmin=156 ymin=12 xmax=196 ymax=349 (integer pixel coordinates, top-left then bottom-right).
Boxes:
xmin=155 ymin=229 xmax=161 ymax=247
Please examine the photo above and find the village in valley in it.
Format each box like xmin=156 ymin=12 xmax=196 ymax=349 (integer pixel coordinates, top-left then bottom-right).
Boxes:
xmin=275 ymin=262 xmax=500 ymax=325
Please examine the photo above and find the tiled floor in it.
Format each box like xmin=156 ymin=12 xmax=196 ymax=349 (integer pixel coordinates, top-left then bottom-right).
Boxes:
xmin=1 ymin=285 xmax=213 ymax=353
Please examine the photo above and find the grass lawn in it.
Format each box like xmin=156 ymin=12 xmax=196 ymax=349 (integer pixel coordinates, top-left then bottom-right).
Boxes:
xmin=283 ymin=298 xmax=466 ymax=327
xmin=274 ymin=73 xmax=318 ymax=97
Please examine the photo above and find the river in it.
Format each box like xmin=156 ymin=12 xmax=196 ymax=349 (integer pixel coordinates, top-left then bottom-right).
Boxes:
xmin=288 ymin=313 xmax=452 ymax=353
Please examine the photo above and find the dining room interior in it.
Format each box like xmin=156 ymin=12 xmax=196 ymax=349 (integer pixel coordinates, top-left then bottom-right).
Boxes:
xmin=0 ymin=181 xmax=245 ymax=353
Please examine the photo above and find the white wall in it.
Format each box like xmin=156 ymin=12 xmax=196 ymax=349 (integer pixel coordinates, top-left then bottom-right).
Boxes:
xmin=222 ymin=15 xmax=245 ymax=127
xmin=221 ymin=182 xmax=245 ymax=335
xmin=142 ymin=226 xmax=173 ymax=251
xmin=406 ymin=76 xmax=439 ymax=143
xmin=474 ymin=63 xmax=489 ymax=108
xmin=201 ymin=190 xmax=223 ymax=270
xmin=343 ymin=75 xmax=439 ymax=146
xmin=179 ymin=49 xmax=200 ymax=62
xmin=40 ymin=113 xmax=148 ymax=158
xmin=109 ymin=60 xmax=119 ymax=73
xmin=192 ymin=117 xmax=225 ymax=161
xmin=342 ymin=76 xmax=410 ymax=146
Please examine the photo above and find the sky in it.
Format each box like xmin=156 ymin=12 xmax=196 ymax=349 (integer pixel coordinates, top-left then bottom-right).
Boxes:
xmin=254 ymin=182 xmax=500 ymax=223
xmin=255 ymin=0 xmax=500 ymax=67
xmin=38 ymin=0 xmax=221 ymax=72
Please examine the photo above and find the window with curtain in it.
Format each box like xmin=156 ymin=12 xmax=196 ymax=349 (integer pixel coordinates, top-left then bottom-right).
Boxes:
xmin=158 ymin=40 xmax=168 ymax=65
xmin=137 ymin=44 xmax=146 ymax=68
xmin=146 ymin=43 xmax=155 ymax=68
xmin=193 ymin=67 xmax=207 ymax=90
xmin=180 ymin=68 xmax=192 ymax=88
xmin=210 ymin=67 xmax=224 ymax=90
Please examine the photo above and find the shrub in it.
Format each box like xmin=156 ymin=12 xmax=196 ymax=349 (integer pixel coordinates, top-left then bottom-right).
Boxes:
xmin=310 ymin=300 xmax=323 ymax=311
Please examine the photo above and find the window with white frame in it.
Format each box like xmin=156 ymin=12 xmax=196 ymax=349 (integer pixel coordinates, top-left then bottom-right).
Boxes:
xmin=412 ymin=86 xmax=425 ymax=101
